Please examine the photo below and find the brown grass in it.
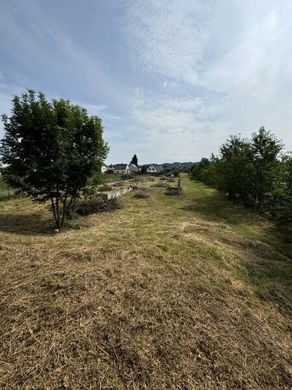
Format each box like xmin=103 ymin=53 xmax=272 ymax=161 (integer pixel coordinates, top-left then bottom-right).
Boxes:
xmin=0 ymin=176 xmax=291 ymax=389
xmin=133 ymin=191 xmax=150 ymax=199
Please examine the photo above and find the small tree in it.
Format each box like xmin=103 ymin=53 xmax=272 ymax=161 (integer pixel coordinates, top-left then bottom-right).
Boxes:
xmin=130 ymin=154 xmax=138 ymax=166
xmin=250 ymin=127 xmax=282 ymax=211
xmin=218 ymin=135 xmax=253 ymax=204
xmin=0 ymin=90 xmax=108 ymax=228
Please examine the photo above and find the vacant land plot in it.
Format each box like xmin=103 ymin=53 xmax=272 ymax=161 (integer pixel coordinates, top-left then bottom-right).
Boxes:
xmin=0 ymin=176 xmax=291 ymax=389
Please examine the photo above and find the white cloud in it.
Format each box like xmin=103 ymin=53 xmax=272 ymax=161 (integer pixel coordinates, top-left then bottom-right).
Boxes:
xmin=125 ymin=0 xmax=209 ymax=86
xmin=2 ymin=1 xmax=292 ymax=162
xmin=122 ymin=0 xmax=292 ymax=160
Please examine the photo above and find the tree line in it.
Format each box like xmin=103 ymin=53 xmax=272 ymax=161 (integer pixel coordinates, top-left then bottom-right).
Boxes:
xmin=190 ymin=127 xmax=292 ymax=224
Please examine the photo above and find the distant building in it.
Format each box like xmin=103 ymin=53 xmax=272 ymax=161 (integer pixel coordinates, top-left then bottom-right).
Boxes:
xmin=128 ymin=163 xmax=140 ymax=173
xmin=146 ymin=164 xmax=162 ymax=174
xmin=106 ymin=164 xmax=129 ymax=174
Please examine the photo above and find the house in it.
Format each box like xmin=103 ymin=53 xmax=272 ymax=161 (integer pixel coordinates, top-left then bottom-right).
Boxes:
xmin=128 ymin=163 xmax=140 ymax=173
xmin=106 ymin=164 xmax=129 ymax=174
xmin=146 ymin=164 xmax=162 ymax=174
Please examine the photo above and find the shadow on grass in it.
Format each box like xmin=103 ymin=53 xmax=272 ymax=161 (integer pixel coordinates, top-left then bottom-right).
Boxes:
xmin=184 ymin=181 xmax=292 ymax=316
xmin=239 ymin=255 xmax=292 ymax=316
xmin=0 ymin=212 xmax=53 ymax=235
xmin=0 ymin=194 xmax=17 ymax=202
xmin=182 ymin=186 xmax=258 ymax=226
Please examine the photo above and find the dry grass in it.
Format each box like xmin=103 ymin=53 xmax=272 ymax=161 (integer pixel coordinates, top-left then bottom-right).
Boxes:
xmin=133 ymin=191 xmax=150 ymax=199
xmin=0 ymin=176 xmax=291 ymax=389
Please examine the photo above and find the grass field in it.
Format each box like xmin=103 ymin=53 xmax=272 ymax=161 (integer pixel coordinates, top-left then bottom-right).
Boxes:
xmin=0 ymin=175 xmax=291 ymax=389
xmin=0 ymin=175 xmax=10 ymax=201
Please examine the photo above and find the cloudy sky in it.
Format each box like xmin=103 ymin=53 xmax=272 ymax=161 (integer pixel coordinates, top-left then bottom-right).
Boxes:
xmin=1 ymin=0 xmax=292 ymax=163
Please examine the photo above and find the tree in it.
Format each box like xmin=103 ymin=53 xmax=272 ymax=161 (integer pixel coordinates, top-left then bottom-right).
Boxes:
xmin=274 ymin=154 xmax=292 ymax=224
xmin=190 ymin=157 xmax=218 ymax=187
xmin=218 ymin=135 xmax=253 ymax=204
xmin=130 ymin=154 xmax=138 ymax=166
xmin=250 ymin=127 xmax=282 ymax=211
xmin=0 ymin=90 xmax=108 ymax=228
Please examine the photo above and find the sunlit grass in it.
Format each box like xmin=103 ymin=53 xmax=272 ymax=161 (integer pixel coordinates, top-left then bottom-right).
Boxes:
xmin=0 ymin=175 xmax=291 ymax=389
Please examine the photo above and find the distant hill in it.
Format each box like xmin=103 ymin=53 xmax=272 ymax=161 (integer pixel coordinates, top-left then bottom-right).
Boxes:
xmin=141 ymin=162 xmax=195 ymax=172
xmin=160 ymin=162 xmax=195 ymax=172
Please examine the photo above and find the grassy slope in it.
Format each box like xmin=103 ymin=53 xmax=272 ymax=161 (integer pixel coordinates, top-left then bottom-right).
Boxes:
xmin=0 ymin=176 xmax=291 ymax=389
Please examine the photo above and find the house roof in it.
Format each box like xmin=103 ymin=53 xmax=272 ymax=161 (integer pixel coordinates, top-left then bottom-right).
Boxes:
xmin=107 ymin=164 xmax=128 ymax=170
xmin=129 ymin=163 xmax=140 ymax=170
xmin=147 ymin=164 xmax=162 ymax=172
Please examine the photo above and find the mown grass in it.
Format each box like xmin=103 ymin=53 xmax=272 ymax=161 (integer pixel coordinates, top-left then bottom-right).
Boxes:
xmin=0 ymin=175 xmax=291 ymax=389
xmin=0 ymin=176 xmax=9 ymax=201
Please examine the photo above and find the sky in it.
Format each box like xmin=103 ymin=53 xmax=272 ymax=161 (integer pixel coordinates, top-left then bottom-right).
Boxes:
xmin=1 ymin=0 xmax=292 ymax=164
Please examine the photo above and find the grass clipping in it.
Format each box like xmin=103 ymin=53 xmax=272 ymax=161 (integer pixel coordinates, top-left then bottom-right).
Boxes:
xmin=0 ymin=175 xmax=291 ymax=389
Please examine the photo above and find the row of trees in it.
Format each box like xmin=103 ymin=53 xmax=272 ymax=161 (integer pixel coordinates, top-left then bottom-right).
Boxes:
xmin=0 ymin=90 xmax=108 ymax=228
xmin=190 ymin=127 xmax=292 ymax=223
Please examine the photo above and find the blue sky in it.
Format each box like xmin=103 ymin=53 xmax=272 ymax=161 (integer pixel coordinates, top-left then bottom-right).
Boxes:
xmin=1 ymin=0 xmax=292 ymax=164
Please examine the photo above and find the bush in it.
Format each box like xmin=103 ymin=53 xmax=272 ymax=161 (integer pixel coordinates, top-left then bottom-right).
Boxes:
xmin=68 ymin=197 xmax=121 ymax=217
xmin=121 ymin=173 xmax=135 ymax=180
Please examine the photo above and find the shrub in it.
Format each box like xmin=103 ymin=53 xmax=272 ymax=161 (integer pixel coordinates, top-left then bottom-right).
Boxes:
xmin=68 ymin=197 xmax=121 ymax=217
xmin=121 ymin=173 xmax=135 ymax=180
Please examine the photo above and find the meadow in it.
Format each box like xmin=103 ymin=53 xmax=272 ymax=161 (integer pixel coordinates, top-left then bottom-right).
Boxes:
xmin=0 ymin=175 xmax=291 ymax=389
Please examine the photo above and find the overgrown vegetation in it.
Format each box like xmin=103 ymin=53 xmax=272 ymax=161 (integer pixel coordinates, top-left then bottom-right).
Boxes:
xmin=191 ymin=127 xmax=292 ymax=224
xmin=0 ymin=90 xmax=108 ymax=228
xmin=69 ymin=197 xmax=121 ymax=216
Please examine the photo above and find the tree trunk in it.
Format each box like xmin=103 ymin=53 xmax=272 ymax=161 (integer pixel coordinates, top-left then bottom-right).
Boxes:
xmin=50 ymin=196 xmax=59 ymax=228
xmin=60 ymin=195 xmax=68 ymax=227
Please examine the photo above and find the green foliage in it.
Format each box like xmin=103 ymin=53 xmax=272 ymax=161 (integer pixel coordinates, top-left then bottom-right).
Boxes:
xmin=0 ymin=174 xmax=11 ymax=200
xmin=217 ymin=136 xmax=253 ymax=204
xmin=120 ymin=173 xmax=135 ymax=180
xmin=272 ymin=154 xmax=292 ymax=224
xmin=191 ymin=157 xmax=218 ymax=187
xmin=191 ymin=127 xmax=290 ymax=222
xmin=130 ymin=154 xmax=138 ymax=166
xmin=249 ymin=127 xmax=283 ymax=211
xmin=0 ymin=90 xmax=108 ymax=227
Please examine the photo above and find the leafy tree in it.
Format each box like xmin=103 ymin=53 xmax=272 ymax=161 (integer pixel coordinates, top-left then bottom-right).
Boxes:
xmin=250 ymin=127 xmax=282 ymax=211
xmin=190 ymin=157 xmax=218 ymax=186
xmin=273 ymin=154 xmax=292 ymax=224
xmin=130 ymin=154 xmax=138 ymax=166
xmin=218 ymin=135 xmax=253 ymax=204
xmin=0 ymin=90 xmax=108 ymax=228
